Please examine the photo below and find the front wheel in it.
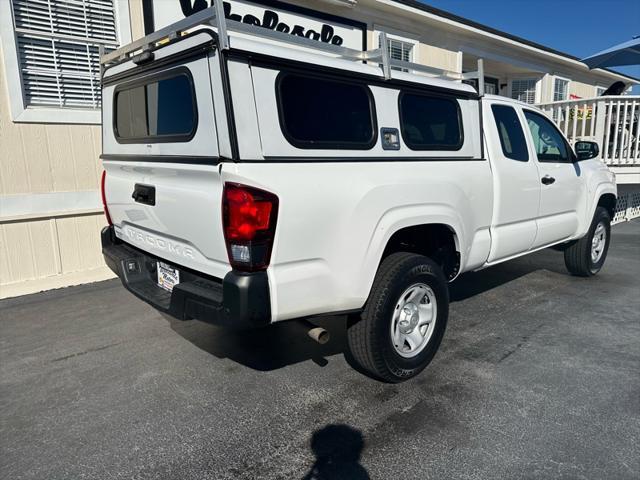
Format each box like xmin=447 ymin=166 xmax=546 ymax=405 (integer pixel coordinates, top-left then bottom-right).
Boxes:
xmin=346 ymin=253 xmax=449 ymax=383
xmin=564 ymin=206 xmax=611 ymax=276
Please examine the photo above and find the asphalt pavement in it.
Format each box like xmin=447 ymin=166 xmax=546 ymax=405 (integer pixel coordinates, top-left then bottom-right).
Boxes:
xmin=1 ymin=221 xmax=639 ymax=480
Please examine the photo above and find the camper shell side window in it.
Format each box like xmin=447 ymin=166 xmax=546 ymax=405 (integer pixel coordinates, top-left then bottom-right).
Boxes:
xmin=276 ymin=72 xmax=378 ymax=150
xmin=398 ymin=91 xmax=464 ymax=151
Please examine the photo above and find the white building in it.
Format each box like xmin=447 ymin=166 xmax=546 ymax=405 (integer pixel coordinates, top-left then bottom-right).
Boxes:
xmin=1 ymin=0 xmax=638 ymax=298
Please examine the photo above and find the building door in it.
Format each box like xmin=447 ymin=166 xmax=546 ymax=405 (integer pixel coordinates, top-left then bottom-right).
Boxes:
xmin=484 ymin=77 xmax=500 ymax=95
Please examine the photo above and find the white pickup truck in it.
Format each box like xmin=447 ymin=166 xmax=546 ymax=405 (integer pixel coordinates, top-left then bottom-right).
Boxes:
xmin=100 ymin=8 xmax=616 ymax=382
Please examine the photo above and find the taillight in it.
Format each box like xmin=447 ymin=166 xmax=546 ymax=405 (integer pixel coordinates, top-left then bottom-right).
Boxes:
xmin=222 ymin=183 xmax=278 ymax=272
xmin=100 ymin=170 xmax=112 ymax=226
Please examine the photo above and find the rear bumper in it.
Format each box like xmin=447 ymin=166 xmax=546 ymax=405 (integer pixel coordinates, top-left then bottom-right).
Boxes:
xmin=101 ymin=226 xmax=271 ymax=328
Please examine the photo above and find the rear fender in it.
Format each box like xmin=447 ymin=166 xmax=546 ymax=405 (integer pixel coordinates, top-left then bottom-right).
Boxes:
xmin=357 ymin=205 xmax=465 ymax=301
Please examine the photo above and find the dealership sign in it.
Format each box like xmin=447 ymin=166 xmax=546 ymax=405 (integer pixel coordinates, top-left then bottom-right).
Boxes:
xmin=150 ymin=0 xmax=366 ymax=50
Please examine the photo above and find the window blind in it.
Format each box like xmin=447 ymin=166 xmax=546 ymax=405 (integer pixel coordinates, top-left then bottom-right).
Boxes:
xmin=511 ymin=79 xmax=537 ymax=104
xmin=11 ymin=0 xmax=119 ymax=109
xmin=553 ymin=78 xmax=568 ymax=102
xmin=379 ymin=35 xmax=414 ymax=72
xmin=388 ymin=38 xmax=412 ymax=63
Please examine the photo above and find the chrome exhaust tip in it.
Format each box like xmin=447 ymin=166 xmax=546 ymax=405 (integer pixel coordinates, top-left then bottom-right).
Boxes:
xmin=294 ymin=320 xmax=330 ymax=344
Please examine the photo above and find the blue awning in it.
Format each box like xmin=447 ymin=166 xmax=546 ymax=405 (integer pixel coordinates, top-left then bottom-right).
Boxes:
xmin=582 ymin=36 xmax=640 ymax=68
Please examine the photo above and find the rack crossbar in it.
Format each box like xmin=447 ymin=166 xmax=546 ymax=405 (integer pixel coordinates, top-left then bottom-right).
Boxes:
xmin=100 ymin=5 xmax=486 ymax=94
xmin=100 ymin=7 xmax=218 ymax=64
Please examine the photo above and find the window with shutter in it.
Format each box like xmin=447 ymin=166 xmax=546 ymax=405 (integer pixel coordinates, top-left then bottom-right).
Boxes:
xmin=553 ymin=78 xmax=569 ymax=102
xmin=510 ymin=78 xmax=537 ymax=104
xmin=388 ymin=38 xmax=412 ymax=63
xmin=377 ymin=32 xmax=415 ymax=72
xmin=10 ymin=0 xmax=119 ymax=110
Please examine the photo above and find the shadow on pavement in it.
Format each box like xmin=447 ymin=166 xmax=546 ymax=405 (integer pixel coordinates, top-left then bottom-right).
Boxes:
xmin=165 ymin=314 xmax=348 ymax=371
xmin=165 ymin=248 xmax=568 ymax=371
xmin=301 ymin=424 xmax=369 ymax=480
xmin=449 ymin=248 xmax=567 ymax=302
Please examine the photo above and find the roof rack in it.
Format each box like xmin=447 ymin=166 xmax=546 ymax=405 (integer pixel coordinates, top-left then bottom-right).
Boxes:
xmin=100 ymin=4 xmax=485 ymax=94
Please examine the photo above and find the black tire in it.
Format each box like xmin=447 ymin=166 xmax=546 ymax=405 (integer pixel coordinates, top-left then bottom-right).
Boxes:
xmin=346 ymin=252 xmax=449 ymax=383
xmin=564 ymin=206 xmax=611 ymax=277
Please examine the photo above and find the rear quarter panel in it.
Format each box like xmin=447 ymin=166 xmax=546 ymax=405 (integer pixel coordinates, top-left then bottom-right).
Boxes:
xmin=223 ymin=161 xmax=493 ymax=321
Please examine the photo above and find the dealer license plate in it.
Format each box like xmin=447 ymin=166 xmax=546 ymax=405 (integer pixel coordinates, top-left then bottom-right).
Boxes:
xmin=157 ymin=262 xmax=180 ymax=292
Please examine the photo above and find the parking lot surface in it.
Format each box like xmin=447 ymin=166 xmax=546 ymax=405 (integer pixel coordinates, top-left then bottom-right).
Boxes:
xmin=1 ymin=221 xmax=639 ymax=480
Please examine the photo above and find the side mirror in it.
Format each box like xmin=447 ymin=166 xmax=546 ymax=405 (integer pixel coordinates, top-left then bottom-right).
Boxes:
xmin=574 ymin=141 xmax=599 ymax=161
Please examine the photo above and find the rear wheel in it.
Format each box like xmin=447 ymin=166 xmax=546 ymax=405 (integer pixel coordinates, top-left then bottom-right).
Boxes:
xmin=564 ymin=206 xmax=611 ymax=276
xmin=346 ymin=252 xmax=449 ymax=383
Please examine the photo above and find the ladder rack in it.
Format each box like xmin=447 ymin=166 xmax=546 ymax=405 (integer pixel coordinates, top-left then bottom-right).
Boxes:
xmin=100 ymin=4 xmax=485 ymax=93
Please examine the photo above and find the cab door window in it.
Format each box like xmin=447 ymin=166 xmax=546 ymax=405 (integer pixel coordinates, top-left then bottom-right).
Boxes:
xmin=523 ymin=110 xmax=572 ymax=162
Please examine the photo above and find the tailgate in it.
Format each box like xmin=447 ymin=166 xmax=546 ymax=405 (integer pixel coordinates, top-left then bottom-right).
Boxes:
xmin=101 ymin=32 xmax=231 ymax=279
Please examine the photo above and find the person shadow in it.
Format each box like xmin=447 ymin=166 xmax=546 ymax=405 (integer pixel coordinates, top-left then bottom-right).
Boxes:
xmin=301 ymin=424 xmax=370 ymax=480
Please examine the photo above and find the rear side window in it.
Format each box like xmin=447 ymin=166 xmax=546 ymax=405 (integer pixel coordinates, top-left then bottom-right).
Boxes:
xmin=399 ymin=92 xmax=462 ymax=150
xmin=491 ymin=104 xmax=529 ymax=161
xmin=114 ymin=69 xmax=197 ymax=142
xmin=277 ymin=73 xmax=376 ymax=149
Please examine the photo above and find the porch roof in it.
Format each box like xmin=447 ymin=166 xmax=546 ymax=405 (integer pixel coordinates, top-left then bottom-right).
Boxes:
xmin=385 ymin=0 xmax=640 ymax=83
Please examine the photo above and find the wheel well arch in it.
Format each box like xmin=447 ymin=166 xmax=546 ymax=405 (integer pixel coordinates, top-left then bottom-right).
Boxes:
xmin=381 ymin=223 xmax=461 ymax=280
xmin=597 ymin=193 xmax=617 ymax=220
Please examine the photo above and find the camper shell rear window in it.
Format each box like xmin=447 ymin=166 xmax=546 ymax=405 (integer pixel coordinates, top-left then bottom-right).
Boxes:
xmin=113 ymin=67 xmax=198 ymax=143
xmin=276 ymin=72 xmax=377 ymax=149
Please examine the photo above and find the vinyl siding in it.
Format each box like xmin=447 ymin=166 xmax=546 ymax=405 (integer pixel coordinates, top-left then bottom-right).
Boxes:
xmin=0 ymin=32 xmax=111 ymax=298
xmin=570 ymin=80 xmax=599 ymax=100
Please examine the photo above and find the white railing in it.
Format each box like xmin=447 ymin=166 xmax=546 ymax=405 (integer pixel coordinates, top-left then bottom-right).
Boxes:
xmin=537 ymin=95 xmax=640 ymax=167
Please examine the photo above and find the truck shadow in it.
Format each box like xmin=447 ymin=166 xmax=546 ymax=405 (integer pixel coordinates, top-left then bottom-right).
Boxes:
xmin=449 ymin=247 xmax=567 ymax=302
xmin=166 ymin=314 xmax=349 ymax=371
xmin=166 ymin=248 xmax=567 ymax=371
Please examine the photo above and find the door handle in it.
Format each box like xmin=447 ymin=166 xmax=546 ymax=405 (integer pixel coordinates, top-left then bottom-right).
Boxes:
xmin=132 ymin=184 xmax=156 ymax=206
xmin=541 ymin=175 xmax=556 ymax=185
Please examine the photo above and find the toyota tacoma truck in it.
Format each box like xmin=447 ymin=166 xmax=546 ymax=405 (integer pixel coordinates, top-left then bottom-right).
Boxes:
xmin=99 ymin=7 xmax=617 ymax=382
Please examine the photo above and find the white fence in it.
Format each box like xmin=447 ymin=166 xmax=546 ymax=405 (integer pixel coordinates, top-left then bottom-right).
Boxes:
xmin=537 ymin=95 xmax=640 ymax=166
xmin=538 ymin=95 xmax=640 ymax=224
